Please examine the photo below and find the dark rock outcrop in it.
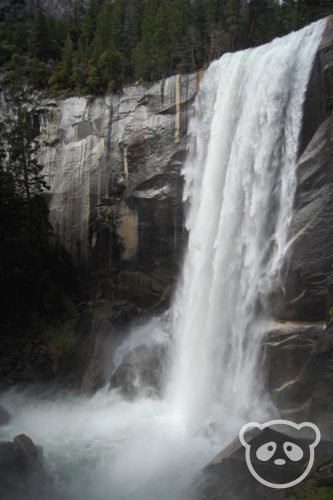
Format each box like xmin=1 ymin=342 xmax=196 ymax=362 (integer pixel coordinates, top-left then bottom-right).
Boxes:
xmin=198 ymin=428 xmax=333 ymax=500
xmin=109 ymin=341 xmax=169 ymax=398
xmin=0 ymin=434 xmax=52 ymax=500
xmin=262 ymin=321 xmax=333 ymax=440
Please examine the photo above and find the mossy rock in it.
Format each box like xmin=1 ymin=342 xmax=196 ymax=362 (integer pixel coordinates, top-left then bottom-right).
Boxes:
xmin=90 ymin=303 xmax=113 ymax=321
xmin=45 ymin=319 xmax=77 ymax=354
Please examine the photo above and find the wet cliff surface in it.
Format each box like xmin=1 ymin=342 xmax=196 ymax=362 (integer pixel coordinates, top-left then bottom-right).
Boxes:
xmin=32 ymin=16 xmax=333 ymax=400
xmin=274 ymin=16 xmax=333 ymax=322
xmin=37 ymin=18 xmax=333 ymax=323
xmin=39 ymin=73 xmax=201 ymax=309
xmin=1 ymin=17 xmax=333 ymax=500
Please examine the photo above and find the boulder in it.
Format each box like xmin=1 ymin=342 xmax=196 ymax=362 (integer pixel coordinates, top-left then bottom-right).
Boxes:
xmin=262 ymin=322 xmax=323 ymax=417
xmin=109 ymin=342 xmax=169 ymax=398
xmin=308 ymin=321 xmax=333 ymax=440
xmin=113 ymin=271 xmax=165 ymax=308
xmin=198 ymin=425 xmax=333 ymax=500
xmin=0 ymin=434 xmax=52 ymax=500
xmin=261 ymin=321 xmax=333 ymax=437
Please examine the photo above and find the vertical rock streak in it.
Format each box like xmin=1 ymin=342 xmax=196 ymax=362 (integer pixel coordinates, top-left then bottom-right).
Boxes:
xmin=170 ymin=21 xmax=326 ymax=435
xmin=175 ymin=74 xmax=182 ymax=144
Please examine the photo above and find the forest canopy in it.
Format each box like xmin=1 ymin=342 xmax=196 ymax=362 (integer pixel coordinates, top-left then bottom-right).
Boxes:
xmin=0 ymin=0 xmax=332 ymax=94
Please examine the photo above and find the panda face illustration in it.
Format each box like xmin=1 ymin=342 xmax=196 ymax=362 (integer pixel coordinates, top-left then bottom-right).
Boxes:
xmin=239 ymin=420 xmax=321 ymax=489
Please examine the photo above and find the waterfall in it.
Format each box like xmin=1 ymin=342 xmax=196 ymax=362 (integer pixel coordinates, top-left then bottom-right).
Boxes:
xmin=0 ymin=20 xmax=327 ymax=500
xmin=169 ymin=20 xmax=325 ymax=436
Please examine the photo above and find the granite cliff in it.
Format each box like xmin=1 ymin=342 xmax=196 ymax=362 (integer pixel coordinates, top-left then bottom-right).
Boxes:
xmin=31 ymin=17 xmax=333 ymax=402
xmin=39 ymin=72 xmax=201 ymax=309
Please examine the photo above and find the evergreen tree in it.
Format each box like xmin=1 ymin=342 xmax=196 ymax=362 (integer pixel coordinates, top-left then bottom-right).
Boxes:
xmin=0 ymin=86 xmax=78 ymax=331
xmin=298 ymin=0 xmax=333 ymax=25
xmin=134 ymin=0 xmax=159 ymax=80
xmin=91 ymin=0 xmax=114 ymax=59
xmin=81 ymin=0 xmax=99 ymax=52
xmin=280 ymin=0 xmax=300 ymax=32
xmin=4 ymin=89 xmax=49 ymax=204
xmin=247 ymin=0 xmax=279 ymax=46
xmin=49 ymin=34 xmax=74 ymax=90
xmin=225 ymin=0 xmax=241 ymax=50
xmin=0 ymin=0 xmax=331 ymax=93
xmin=29 ymin=8 xmax=52 ymax=62
xmin=72 ymin=39 xmax=88 ymax=92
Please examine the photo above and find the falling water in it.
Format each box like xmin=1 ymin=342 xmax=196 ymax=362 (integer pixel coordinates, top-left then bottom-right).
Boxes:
xmin=169 ymin=19 xmax=326 ymax=436
xmin=0 ymin=20 xmax=326 ymax=500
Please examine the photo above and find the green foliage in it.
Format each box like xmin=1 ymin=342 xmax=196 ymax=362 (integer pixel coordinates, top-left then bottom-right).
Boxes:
xmin=288 ymin=481 xmax=333 ymax=500
xmin=4 ymin=89 xmax=49 ymax=203
xmin=0 ymin=1 xmax=331 ymax=93
xmin=328 ymin=305 xmax=333 ymax=319
xmin=45 ymin=319 xmax=78 ymax=354
xmin=49 ymin=34 xmax=74 ymax=90
xmin=0 ymin=85 xmax=78 ymax=338
xmin=29 ymin=8 xmax=52 ymax=61
xmin=90 ymin=303 xmax=113 ymax=321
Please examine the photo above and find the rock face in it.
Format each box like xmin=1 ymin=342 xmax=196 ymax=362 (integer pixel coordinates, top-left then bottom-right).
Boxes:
xmin=272 ymin=17 xmax=333 ymax=322
xmin=39 ymin=73 xmax=199 ymax=304
xmin=109 ymin=341 xmax=169 ymax=398
xmin=198 ymin=427 xmax=333 ymax=500
xmin=259 ymin=319 xmax=333 ymax=440
xmin=36 ymin=19 xmax=333 ymax=322
xmin=199 ymin=20 xmax=333 ymax=499
xmin=0 ymin=434 xmax=52 ymax=500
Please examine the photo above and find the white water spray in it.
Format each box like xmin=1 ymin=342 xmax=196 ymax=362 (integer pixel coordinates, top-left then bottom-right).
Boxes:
xmin=169 ymin=20 xmax=325 ymax=435
xmin=0 ymin=20 xmax=326 ymax=500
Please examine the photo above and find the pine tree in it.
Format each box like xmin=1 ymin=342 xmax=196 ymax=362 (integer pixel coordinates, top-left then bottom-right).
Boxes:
xmin=49 ymin=34 xmax=74 ymax=90
xmin=134 ymin=0 xmax=159 ymax=80
xmin=247 ymin=0 xmax=279 ymax=46
xmin=280 ymin=0 xmax=300 ymax=32
xmin=3 ymin=87 xmax=50 ymax=241
xmin=91 ymin=0 xmax=114 ymax=59
xmin=225 ymin=0 xmax=241 ymax=50
xmin=298 ymin=0 xmax=333 ymax=25
xmin=81 ymin=0 xmax=99 ymax=52
xmin=29 ymin=8 xmax=52 ymax=62
xmin=72 ymin=39 xmax=88 ymax=92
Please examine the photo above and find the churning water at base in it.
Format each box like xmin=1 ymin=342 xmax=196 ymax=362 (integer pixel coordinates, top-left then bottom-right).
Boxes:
xmin=0 ymin=20 xmax=326 ymax=500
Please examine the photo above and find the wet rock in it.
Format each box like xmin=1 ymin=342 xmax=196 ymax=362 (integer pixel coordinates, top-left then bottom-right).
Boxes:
xmin=308 ymin=321 xmax=333 ymax=440
xmin=39 ymin=74 xmax=197 ymax=308
xmin=75 ymin=314 xmax=110 ymax=394
xmin=262 ymin=322 xmax=323 ymax=416
xmin=110 ymin=301 xmax=139 ymax=325
xmin=272 ymin=18 xmax=333 ymax=322
xmin=262 ymin=321 xmax=333 ymax=437
xmin=0 ymin=434 xmax=52 ymax=500
xmin=197 ymin=427 xmax=333 ymax=500
xmin=114 ymin=271 xmax=164 ymax=308
xmin=109 ymin=342 xmax=169 ymax=398
xmin=273 ymin=113 xmax=333 ymax=321
xmin=0 ymin=404 xmax=10 ymax=426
